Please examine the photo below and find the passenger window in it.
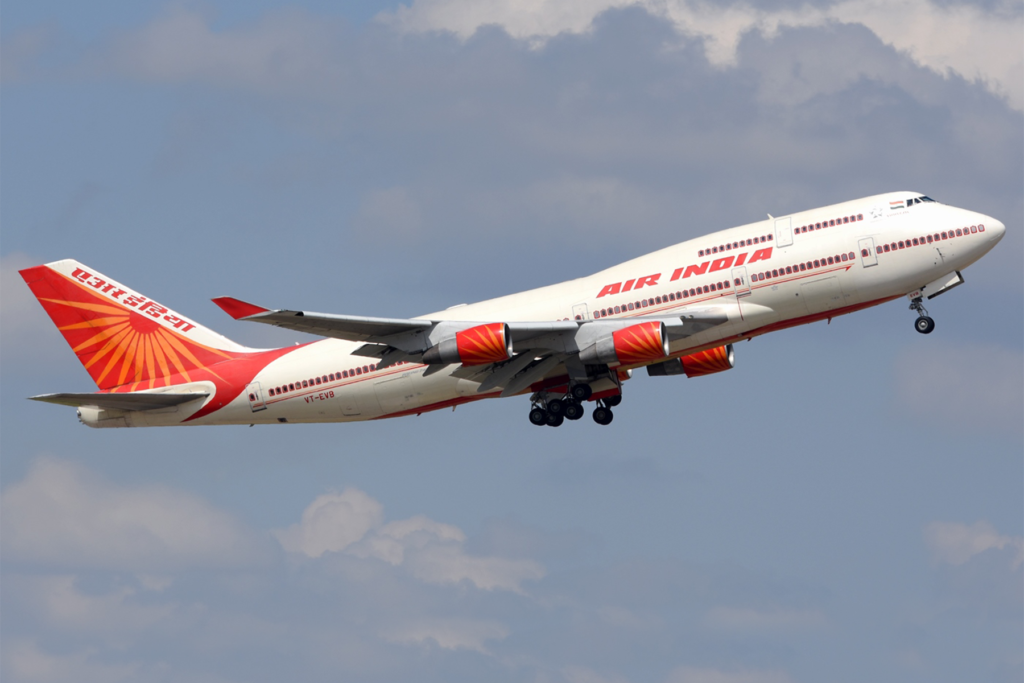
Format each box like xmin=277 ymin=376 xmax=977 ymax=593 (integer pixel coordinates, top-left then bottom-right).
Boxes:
xmin=699 ymin=250 xmax=704 ymax=257
xmin=970 ymin=225 xmax=977 ymax=233
xmin=315 ymin=377 xmax=321 ymax=385
xmin=979 ymin=225 xmax=985 ymax=232
xmin=799 ymin=263 xmax=806 ymax=271
xmin=628 ymin=303 xmax=635 ymax=310
xmin=302 ymin=380 xmax=308 ymax=387
xmin=641 ymin=300 xmax=648 ymax=307
xmin=711 ymin=247 xmax=717 ymax=254
xmin=615 ymin=305 xmax=621 ymax=313
xmin=827 ymin=257 xmax=834 ymax=264
xmin=955 ymin=228 xmax=962 ymax=236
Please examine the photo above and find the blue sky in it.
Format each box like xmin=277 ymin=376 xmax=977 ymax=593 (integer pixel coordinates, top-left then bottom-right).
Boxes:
xmin=1 ymin=1 xmax=1021 ymax=682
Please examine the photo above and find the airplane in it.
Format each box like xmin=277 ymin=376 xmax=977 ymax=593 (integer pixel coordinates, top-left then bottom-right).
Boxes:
xmin=20 ymin=191 xmax=1005 ymax=429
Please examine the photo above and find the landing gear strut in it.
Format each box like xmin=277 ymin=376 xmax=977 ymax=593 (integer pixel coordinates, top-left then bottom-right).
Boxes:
xmin=909 ymin=297 xmax=935 ymax=334
xmin=526 ymin=382 xmax=621 ymax=427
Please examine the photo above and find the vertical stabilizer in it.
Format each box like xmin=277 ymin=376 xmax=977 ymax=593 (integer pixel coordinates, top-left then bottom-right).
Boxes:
xmin=20 ymin=259 xmax=254 ymax=391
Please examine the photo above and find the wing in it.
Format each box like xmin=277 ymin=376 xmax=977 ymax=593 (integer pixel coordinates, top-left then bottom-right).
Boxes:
xmin=213 ymin=297 xmax=432 ymax=342
xmin=213 ymin=296 xmax=733 ymax=394
xmin=31 ymin=392 xmax=209 ymax=411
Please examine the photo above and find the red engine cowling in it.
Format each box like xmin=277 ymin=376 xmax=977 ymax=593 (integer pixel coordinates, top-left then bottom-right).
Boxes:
xmin=580 ymin=321 xmax=670 ymax=366
xmin=422 ymin=323 xmax=513 ymax=365
xmin=679 ymin=344 xmax=734 ymax=377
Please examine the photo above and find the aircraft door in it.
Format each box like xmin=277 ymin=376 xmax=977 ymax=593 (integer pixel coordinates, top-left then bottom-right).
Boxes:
xmin=858 ymin=237 xmax=878 ymax=267
xmin=245 ymin=381 xmax=267 ymax=412
xmin=572 ymin=303 xmax=589 ymax=321
xmin=731 ymin=266 xmax=751 ymax=298
xmin=775 ymin=217 xmax=793 ymax=248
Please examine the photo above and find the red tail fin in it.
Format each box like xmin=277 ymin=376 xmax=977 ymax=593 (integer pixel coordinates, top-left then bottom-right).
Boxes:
xmin=20 ymin=260 xmax=252 ymax=391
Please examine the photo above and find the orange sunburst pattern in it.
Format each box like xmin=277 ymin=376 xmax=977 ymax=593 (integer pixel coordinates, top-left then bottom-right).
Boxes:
xmin=21 ymin=265 xmax=238 ymax=391
xmin=455 ymin=323 xmax=512 ymax=366
xmin=680 ymin=345 xmax=734 ymax=377
xmin=612 ymin=321 xmax=668 ymax=365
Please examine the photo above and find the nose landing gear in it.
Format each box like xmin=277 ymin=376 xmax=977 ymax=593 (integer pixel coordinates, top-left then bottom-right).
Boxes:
xmin=909 ymin=297 xmax=935 ymax=334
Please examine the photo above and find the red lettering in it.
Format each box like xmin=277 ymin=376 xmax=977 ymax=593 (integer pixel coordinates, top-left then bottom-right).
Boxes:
xmin=123 ymin=295 xmax=146 ymax=307
xmin=329 ymin=390 xmax=335 ymax=398
xmin=622 ymin=279 xmax=636 ymax=292
xmin=139 ymin=301 xmax=168 ymax=318
xmin=89 ymin=277 xmax=105 ymax=289
xmin=682 ymin=263 xmax=709 ymax=279
xmin=71 ymin=268 xmax=91 ymax=283
xmin=709 ymin=256 xmax=734 ymax=272
xmin=670 ymin=268 xmax=684 ymax=281
xmin=633 ymin=274 xmax=660 ymax=289
xmin=734 ymin=252 xmax=747 ymax=266
xmin=747 ymin=247 xmax=773 ymax=264
xmin=597 ymin=283 xmax=622 ymax=298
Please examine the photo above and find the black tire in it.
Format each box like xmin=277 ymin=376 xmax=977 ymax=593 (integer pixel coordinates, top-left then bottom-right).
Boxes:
xmin=546 ymin=412 xmax=565 ymax=427
xmin=564 ymin=401 xmax=584 ymax=420
xmin=604 ymin=394 xmax=622 ymax=407
xmin=592 ymin=407 xmax=613 ymax=425
xmin=915 ymin=316 xmax=935 ymax=334
xmin=547 ymin=398 xmax=566 ymax=415
xmin=570 ymin=384 xmax=593 ymax=401
xmin=529 ymin=407 xmax=548 ymax=426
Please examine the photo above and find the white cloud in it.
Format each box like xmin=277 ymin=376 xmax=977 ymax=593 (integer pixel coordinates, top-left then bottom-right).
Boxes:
xmin=273 ymin=488 xmax=383 ymax=558
xmin=1 ymin=457 xmax=268 ymax=571
xmin=893 ymin=342 xmax=1024 ymax=435
xmin=925 ymin=520 xmax=1024 ymax=569
xmin=664 ymin=667 xmax=795 ymax=683
xmin=382 ymin=617 xmax=509 ymax=653
xmin=275 ymin=488 xmax=545 ymax=592
xmin=380 ymin=0 xmax=1024 ymax=109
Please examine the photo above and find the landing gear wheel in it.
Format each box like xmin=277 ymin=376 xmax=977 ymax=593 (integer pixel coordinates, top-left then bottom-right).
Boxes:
xmin=604 ymin=394 xmax=622 ymax=408
xmin=564 ymin=401 xmax=584 ymax=420
xmin=570 ymin=384 xmax=593 ymax=401
xmin=914 ymin=316 xmax=935 ymax=334
xmin=592 ymin=407 xmax=614 ymax=425
xmin=529 ymin=407 xmax=548 ymax=426
xmin=546 ymin=412 xmax=565 ymax=427
xmin=547 ymin=398 xmax=566 ymax=415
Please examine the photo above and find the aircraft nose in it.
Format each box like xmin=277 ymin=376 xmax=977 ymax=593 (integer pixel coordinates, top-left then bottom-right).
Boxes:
xmin=984 ymin=216 xmax=1006 ymax=242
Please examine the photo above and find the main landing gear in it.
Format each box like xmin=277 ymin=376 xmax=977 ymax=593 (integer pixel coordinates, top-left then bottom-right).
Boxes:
xmin=909 ymin=297 xmax=935 ymax=334
xmin=528 ymin=384 xmax=619 ymax=427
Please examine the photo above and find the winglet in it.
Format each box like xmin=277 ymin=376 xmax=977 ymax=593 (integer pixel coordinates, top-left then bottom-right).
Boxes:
xmin=212 ymin=297 xmax=270 ymax=320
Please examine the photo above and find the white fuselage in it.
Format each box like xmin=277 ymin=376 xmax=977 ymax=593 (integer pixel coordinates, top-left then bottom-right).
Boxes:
xmin=140 ymin=191 xmax=1003 ymax=427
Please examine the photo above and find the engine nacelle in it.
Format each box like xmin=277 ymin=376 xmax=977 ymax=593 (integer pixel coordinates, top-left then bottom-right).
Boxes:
xmin=647 ymin=345 xmax=735 ymax=377
xmin=422 ymin=322 xmax=513 ymax=366
xmin=579 ymin=321 xmax=669 ymax=366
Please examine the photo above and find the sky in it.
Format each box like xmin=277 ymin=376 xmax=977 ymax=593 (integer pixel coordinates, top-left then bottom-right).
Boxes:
xmin=1 ymin=1 xmax=1022 ymax=681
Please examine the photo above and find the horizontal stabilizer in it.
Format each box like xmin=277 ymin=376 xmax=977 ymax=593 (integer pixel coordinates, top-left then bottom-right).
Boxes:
xmin=30 ymin=392 xmax=208 ymax=412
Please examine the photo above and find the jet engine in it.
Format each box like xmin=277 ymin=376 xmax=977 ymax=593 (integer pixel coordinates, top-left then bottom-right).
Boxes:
xmin=646 ymin=344 xmax=735 ymax=377
xmin=579 ymin=321 xmax=670 ymax=366
xmin=422 ymin=322 xmax=513 ymax=366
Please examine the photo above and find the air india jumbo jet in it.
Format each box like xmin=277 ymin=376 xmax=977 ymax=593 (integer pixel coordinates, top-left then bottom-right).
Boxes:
xmin=21 ymin=191 xmax=1005 ymax=428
